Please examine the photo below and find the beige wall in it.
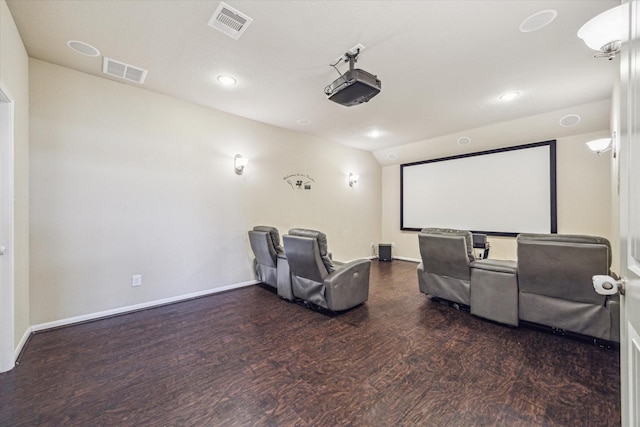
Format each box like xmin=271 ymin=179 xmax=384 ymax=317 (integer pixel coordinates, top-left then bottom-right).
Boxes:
xmin=29 ymin=59 xmax=381 ymax=325
xmin=382 ymin=130 xmax=613 ymax=262
xmin=0 ymin=0 xmax=30 ymax=353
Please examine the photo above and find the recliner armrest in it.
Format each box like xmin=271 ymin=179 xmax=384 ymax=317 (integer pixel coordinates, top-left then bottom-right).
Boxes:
xmin=607 ymin=294 xmax=620 ymax=343
xmin=325 ymin=258 xmax=370 ymax=277
xmin=324 ymin=259 xmax=371 ymax=311
xmin=471 ymin=259 xmax=517 ymax=274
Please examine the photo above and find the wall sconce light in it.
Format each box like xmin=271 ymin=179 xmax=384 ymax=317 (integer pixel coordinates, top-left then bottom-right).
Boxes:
xmin=578 ymin=3 xmax=628 ymax=60
xmin=349 ymin=173 xmax=359 ymax=187
xmin=234 ymin=154 xmax=248 ymax=175
xmin=586 ymin=138 xmax=613 ymax=155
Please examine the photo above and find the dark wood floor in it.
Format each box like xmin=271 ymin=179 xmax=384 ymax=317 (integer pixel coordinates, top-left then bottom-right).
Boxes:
xmin=0 ymin=260 xmax=620 ymax=426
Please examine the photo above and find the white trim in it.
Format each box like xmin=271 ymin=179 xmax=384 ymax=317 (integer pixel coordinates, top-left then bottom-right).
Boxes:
xmin=345 ymin=256 xmax=421 ymax=263
xmin=347 ymin=256 xmax=420 ymax=263
xmin=0 ymin=83 xmax=15 ymax=373
xmin=337 ymin=256 xmax=378 ymax=263
xmin=14 ymin=326 xmax=31 ymax=362
xmin=393 ymin=256 xmax=421 ymax=263
xmin=31 ymin=280 xmax=258 ymax=332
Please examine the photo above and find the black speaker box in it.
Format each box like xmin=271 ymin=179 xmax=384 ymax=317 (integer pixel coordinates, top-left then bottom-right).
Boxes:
xmin=378 ymin=244 xmax=392 ymax=261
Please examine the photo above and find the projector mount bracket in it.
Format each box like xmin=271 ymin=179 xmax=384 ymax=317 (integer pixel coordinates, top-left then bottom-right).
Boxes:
xmin=330 ymin=48 xmax=360 ymax=78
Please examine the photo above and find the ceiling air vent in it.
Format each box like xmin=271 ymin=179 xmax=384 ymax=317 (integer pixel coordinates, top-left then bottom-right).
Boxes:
xmin=207 ymin=2 xmax=253 ymax=40
xmin=102 ymin=57 xmax=148 ymax=84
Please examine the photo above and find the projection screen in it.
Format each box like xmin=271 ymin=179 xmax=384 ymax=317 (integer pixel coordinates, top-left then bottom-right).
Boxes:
xmin=400 ymin=141 xmax=556 ymax=236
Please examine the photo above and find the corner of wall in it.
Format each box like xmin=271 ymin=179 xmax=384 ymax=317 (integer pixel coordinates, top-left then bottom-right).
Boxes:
xmin=1 ymin=0 xmax=30 ymax=364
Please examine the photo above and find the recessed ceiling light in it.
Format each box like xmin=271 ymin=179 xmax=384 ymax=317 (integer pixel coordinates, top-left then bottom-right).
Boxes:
xmin=519 ymin=10 xmax=558 ymax=33
xmin=297 ymin=119 xmax=311 ymax=125
xmin=387 ymin=152 xmax=398 ymax=160
xmin=559 ymin=114 xmax=581 ymax=127
xmin=217 ymin=74 xmax=237 ymax=86
xmin=67 ymin=40 xmax=100 ymax=57
xmin=457 ymin=136 xmax=471 ymax=146
xmin=367 ymin=130 xmax=383 ymax=138
xmin=499 ymin=92 xmax=520 ymax=101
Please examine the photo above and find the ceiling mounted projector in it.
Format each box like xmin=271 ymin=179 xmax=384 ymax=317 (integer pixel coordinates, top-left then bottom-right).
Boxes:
xmin=325 ymin=49 xmax=381 ymax=107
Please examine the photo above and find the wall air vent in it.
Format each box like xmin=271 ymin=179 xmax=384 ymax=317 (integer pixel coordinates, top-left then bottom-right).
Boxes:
xmin=102 ymin=57 xmax=148 ymax=84
xmin=207 ymin=2 xmax=253 ymax=40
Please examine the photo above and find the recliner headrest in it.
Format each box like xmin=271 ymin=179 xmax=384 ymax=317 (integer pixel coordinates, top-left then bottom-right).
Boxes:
xmin=517 ymin=233 xmax=612 ymax=267
xmin=420 ymin=227 xmax=475 ymax=263
xmin=253 ymin=225 xmax=283 ymax=253
xmin=288 ymin=228 xmax=334 ymax=273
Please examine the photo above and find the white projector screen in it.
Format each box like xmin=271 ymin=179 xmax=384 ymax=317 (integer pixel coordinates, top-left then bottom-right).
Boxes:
xmin=401 ymin=141 xmax=556 ymax=236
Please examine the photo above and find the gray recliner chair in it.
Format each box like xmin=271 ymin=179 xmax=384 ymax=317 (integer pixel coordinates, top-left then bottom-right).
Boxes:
xmin=282 ymin=228 xmax=371 ymax=311
xmin=417 ymin=228 xmax=476 ymax=306
xmin=248 ymin=226 xmax=293 ymax=300
xmin=516 ymin=233 xmax=619 ymax=343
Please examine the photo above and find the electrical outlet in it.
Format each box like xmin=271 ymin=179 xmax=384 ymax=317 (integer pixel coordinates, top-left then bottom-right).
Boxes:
xmin=132 ymin=274 xmax=142 ymax=287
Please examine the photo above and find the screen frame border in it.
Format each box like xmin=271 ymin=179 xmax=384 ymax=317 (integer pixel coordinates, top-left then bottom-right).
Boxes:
xmin=399 ymin=140 xmax=557 ymax=236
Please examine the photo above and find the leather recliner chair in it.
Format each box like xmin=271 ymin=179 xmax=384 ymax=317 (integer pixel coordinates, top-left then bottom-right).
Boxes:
xmin=516 ymin=233 xmax=619 ymax=343
xmin=417 ymin=227 xmax=476 ymax=306
xmin=248 ymin=226 xmax=293 ymax=300
xmin=282 ymin=228 xmax=371 ymax=311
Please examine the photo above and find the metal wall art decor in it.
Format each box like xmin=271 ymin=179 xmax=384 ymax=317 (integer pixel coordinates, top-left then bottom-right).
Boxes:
xmin=283 ymin=173 xmax=315 ymax=190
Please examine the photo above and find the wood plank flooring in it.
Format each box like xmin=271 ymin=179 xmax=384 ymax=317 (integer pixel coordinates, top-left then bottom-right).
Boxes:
xmin=0 ymin=260 xmax=620 ymax=426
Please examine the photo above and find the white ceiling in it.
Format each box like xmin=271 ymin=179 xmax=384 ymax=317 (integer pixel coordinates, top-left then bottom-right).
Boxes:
xmin=7 ymin=0 xmax=619 ymax=155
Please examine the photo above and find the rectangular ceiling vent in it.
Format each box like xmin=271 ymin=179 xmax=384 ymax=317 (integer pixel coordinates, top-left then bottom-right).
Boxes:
xmin=102 ymin=57 xmax=148 ymax=84
xmin=207 ymin=2 xmax=253 ymax=40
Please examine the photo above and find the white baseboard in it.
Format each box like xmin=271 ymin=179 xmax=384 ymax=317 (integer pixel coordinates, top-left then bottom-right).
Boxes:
xmin=15 ymin=326 xmax=32 ymax=362
xmin=31 ymin=280 xmax=258 ymax=333
xmin=392 ymin=256 xmax=420 ymax=263
xmin=328 ymin=255 xmax=420 ymax=264
xmin=361 ymin=255 xmax=420 ymax=263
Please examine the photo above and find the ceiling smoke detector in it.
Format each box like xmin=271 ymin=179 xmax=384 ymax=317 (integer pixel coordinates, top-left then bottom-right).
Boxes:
xmin=208 ymin=2 xmax=253 ymax=40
